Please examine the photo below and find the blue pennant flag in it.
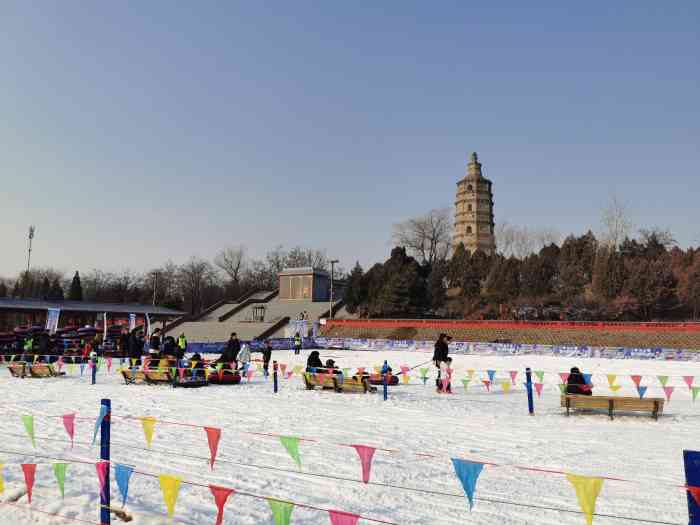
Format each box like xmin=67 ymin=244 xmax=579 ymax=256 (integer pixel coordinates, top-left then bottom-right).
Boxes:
xmin=487 ymin=370 xmax=496 ymax=383
xmin=92 ymin=404 xmax=109 ymax=445
xmin=451 ymin=458 xmax=484 ymax=510
xmin=582 ymin=373 xmax=592 ymax=384
xmin=80 ymin=364 xmax=86 ymax=376
xmin=115 ymin=464 xmax=134 ymax=507
xmin=637 ymin=385 xmax=648 ymax=399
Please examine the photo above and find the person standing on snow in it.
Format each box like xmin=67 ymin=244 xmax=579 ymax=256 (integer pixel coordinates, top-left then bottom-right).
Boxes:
xmin=293 ymin=332 xmax=302 ymax=355
xmin=433 ymin=333 xmax=452 ymax=392
xmin=236 ymin=343 xmax=252 ymax=372
xmin=262 ymin=339 xmax=273 ymax=377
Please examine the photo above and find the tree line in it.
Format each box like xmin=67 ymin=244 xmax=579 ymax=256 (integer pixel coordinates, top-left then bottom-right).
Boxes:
xmin=0 ymin=246 xmax=338 ymax=316
xmin=343 ymin=212 xmax=700 ymax=321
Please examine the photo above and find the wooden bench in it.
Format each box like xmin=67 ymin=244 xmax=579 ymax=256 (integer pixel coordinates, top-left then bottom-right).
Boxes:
xmin=28 ymin=363 xmax=66 ymax=378
xmin=561 ymin=395 xmax=664 ymax=420
xmin=8 ymin=362 xmax=26 ymax=378
xmin=121 ymin=368 xmax=146 ymax=385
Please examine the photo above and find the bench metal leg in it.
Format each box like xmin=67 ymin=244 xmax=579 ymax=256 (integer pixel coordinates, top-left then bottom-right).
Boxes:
xmin=653 ymin=401 xmax=659 ymax=420
xmin=566 ymin=397 xmax=570 ymax=416
xmin=608 ymin=400 xmax=614 ymax=420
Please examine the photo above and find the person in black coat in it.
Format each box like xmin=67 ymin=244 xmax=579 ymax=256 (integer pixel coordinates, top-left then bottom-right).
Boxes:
xmin=262 ymin=340 xmax=273 ymax=376
xmin=306 ymin=350 xmax=323 ymax=372
xmin=433 ymin=333 xmax=452 ymax=391
xmin=566 ymin=367 xmax=593 ymax=395
xmin=226 ymin=333 xmax=240 ymax=363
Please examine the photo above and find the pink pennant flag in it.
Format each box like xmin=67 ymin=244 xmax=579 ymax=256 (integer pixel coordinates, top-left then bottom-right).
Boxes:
xmin=357 ymin=367 xmax=365 ymax=375
xmin=684 ymin=376 xmax=695 ymax=390
xmin=558 ymin=372 xmax=569 ymax=384
xmin=246 ymin=369 xmax=254 ymax=382
xmin=285 ymin=371 xmax=293 ymax=379
xmin=630 ymin=375 xmax=642 ymax=387
xmin=62 ymin=413 xmax=76 ymax=448
xmin=534 ymin=383 xmax=544 ymax=397
xmin=482 ymin=379 xmax=491 ymax=392
xmin=107 ymin=357 xmax=113 ymax=372
xmin=204 ymin=427 xmax=222 ymax=470
xmin=509 ymin=370 xmax=518 ymax=385
xmin=178 ymin=368 xmax=185 ymax=380
xmin=57 ymin=356 xmax=64 ymax=372
xmin=400 ymin=365 xmax=410 ymax=376
xmin=329 ymin=509 xmax=361 ymax=525
xmin=663 ymin=386 xmax=674 ymax=402
xmin=22 ymin=464 xmax=36 ymax=504
xmin=209 ymin=485 xmax=235 ymax=525
xmin=280 ymin=363 xmax=287 ymax=375
xmin=351 ymin=445 xmax=376 ymax=484
xmin=96 ymin=461 xmax=109 ymax=498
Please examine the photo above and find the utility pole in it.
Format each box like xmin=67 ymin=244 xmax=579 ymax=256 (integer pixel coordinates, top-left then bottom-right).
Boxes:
xmin=152 ymin=271 xmax=159 ymax=306
xmin=329 ymin=259 xmax=339 ymax=319
xmin=23 ymin=226 xmax=36 ymax=297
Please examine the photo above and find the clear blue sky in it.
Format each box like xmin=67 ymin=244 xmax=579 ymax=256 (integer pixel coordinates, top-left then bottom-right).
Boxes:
xmin=1 ymin=2 xmax=698 ymax=277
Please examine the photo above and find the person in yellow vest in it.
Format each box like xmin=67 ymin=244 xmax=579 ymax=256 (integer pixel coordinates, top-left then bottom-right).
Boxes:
xmin=177 ymin=333 xmax=187 ymax=360
xmin=293 ymin=332 xmax=302 ymax=355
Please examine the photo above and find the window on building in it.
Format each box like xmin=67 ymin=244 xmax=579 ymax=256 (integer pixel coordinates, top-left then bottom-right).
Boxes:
xmin=467 ymin=184 xmax=473 ymax=192
xmin=466 ymin=226 xmax=472 ymax=234
xmin=467 ymin=204 xmax=472 ymax=212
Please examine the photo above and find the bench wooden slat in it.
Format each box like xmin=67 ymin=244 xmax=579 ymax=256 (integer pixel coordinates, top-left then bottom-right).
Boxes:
xmin=561 ymin=395 xmax=663 ymax=420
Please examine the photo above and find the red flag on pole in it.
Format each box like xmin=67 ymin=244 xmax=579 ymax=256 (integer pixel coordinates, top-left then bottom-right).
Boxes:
xmin=351 ymin=445 xmax=376 ymax=484
xmin=204 ymin=427 xmax=222 ymax=470
xmin=209 ymin=485 xmax=235 ymax=525
xmin=62 ymin=413 xmax=76 ymax=448
xmin=21 ymin=464 xmax=36 ymax=504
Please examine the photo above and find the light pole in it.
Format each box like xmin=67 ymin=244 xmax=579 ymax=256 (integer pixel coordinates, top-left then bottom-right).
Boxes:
xmin=151 ymin=271 xmax=159 ymax=306
xmin=23 ymin=226 xmax=36 ymax=297
xmin=329 ymin=260 xmax=339 ymax=319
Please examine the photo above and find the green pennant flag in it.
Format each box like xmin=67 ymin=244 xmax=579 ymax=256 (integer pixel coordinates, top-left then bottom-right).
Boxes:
xmin=342 ymin=368 xmax=351 ymax=377
xmin=534 ymin=370 xmax=545 ymax=383
xmin=419 ymin=367 xmax=429 ymax=378
xmin=279 ymin=436 xmax=302 ymax=469
xmin=268 ymin=499 xmax=294 ymax=525
xmin=692 ymin=387 xmax=700 ymax=402
xmin=461 ymin=378 xmax=471 ymax=391
xmin=170 ymin=367 xmax=176 ymax=377
xmin=558 ymin=384 xmax=567 ymax=395
xmin=53 ymin=463 xmax=68 ymax=498
xmin=21 ymin=415 xmax=35 ymax=448
xmin=657 ymin=375 xmax=669 ymax=387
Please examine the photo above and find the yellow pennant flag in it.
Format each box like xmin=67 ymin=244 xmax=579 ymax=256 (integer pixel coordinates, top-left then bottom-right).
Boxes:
xmin=204 ymin=368 xmax=211 ymax=380
xmin=140 ymin=416 xmax=157 ymax=448
xmin=158 ymin=474 xmax=182 ymax=519
xmin=606 ymin=374 xmax=616 ymax=387
xmin=467 ymin=369 xmax=475 ymax=378
xmin=401 ymin=373 xmax=410 ymax=385
xmin=33 ymin=355 xmax=39 ymax=364
xmin=566 ymin=473 xmax=603 ymax=525
xmin=0 ymin=463 xmax=4 ymax=493
xmin=609 ymin=384 xmax=622 ymax=392
xmin=501 ymin=381 xmax=511 ymax=393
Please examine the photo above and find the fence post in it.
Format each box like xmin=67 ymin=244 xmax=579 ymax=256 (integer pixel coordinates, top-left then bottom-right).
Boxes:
xmin=273 ymin=361 xmax=278 ymax=394
xmin=91 ymin=351 xmax=98 ymax=385
xmin=382 ymin=360 xmax=389 ymax=401
xmin=525 ymin=368 xmax=534 ymax=415
xmin=100 ymin=398 xmax=111 ymax=525
xmin=684 ymin=450 xmax=700 ymax=524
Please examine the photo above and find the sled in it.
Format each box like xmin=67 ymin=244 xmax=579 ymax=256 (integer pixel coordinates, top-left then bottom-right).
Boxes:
xmin=28 ymin=363 xmax=66 ymax=378
xmin=144 ymin=369 xmax=174 ymax=384
xmin=303 ymin=370 xmax=337 ymax=390
xmin=334 ymin=374 xmax=376 ymax=393
xmin=121 ymin=368 xmax=146 ymax=385
xmin=561 ymin=394 xmax=664 ymax=420
xmin=8 ymin=362 xmax=26 ymax=378
xmin=207 ymin=371 xmax=242 ymax=385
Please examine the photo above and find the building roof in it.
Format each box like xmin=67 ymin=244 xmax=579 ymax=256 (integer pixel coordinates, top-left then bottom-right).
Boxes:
xmin=0 ymin=298 xmax=184 ymax=317
xmin=278 ymin=267 xmax=330 ymax=277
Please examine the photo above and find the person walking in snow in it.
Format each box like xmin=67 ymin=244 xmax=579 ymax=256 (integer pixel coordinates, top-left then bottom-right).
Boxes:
xmin=236 ymin=343 xmax=252 ymax=372
xmin=433 ymin=333 xmax=452 ymax=392
xmin=293 ymin=332 xmax=302 ymax=355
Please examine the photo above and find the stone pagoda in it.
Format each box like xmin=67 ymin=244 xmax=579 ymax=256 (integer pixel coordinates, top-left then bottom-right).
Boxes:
xmin=453 ymin=152 xmax=496 ymax=254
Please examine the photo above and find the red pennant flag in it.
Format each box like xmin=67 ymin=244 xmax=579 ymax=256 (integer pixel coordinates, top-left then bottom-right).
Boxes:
xmin=482 ymin=380 xmax=491 ymax=392
xmin=684 ymin=376 xmax=695 ymax=390
xmin=509 ymin=370 xmax=518 ymax=385
xmin=630 ymin=375 xmax=642 ymax=387
xmin=204 ymin=427 xmax=222 ymax=470
xmin=329 ymin=509 xmax=361 ymax=525
xmin=688 ymin=486 xmax=700 ymax=507
xmin=96 ymin=461 xmax=109 ymax=498
xmin=663 ymin=386 xmax=674 ymax=402
xmin=351 ymin=445 xmax=376 ymax=483
xmin=534 ymin=383 xmax=544 ymax=397
xmin=62 ymin=413 xmax=76 ymax=448
xmin=209 ymin=485 xmax=235 ymax=525
xmin=178 ymin=368 xmax=185 ymax=380
xmin=558 ymin=372 xmax=569 ymax=384
xmin=22 ymin=464 xmax=36 ymax=503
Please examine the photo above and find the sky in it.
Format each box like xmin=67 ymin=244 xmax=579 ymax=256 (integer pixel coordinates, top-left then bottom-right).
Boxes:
xmin=1 ymin=1 xmax=698 ymax=278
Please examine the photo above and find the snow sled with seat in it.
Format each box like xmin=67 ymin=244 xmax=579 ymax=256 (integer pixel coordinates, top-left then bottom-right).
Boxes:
xmin=368 ymin=373 xmax=399 ymax=386
xmin=207 ymin=370 xmax=242 ymax=385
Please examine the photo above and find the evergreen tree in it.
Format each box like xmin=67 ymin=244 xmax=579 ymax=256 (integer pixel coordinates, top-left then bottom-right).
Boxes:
xmin=623 ymin=256 xmax=677 ymax=319
xmin=48 ymin=278 xmax=64 ymax=301
xmin=447 ymin=243 xmax=469 ymax=289
xmin=40 ymin=276 xmax=51 ymax=299
xmin=557 ymin=231 xmax=597 ymax=299
xmin=343 ymin=262 xmax=365 ymax=314
xmin=0 ymin=282 xmax=7 ymax=298
xmin=69 ymin=271 xmax=83 ymax=301
xmin=11 ymin=280 xmax=21 ymax=298
xmin=427 ymin=260 xmax=448 ymax=311
xmin=484 ymin=256 xmax=521 ymax=303
xmin=683 ymin=260 xmax=700 ymax=319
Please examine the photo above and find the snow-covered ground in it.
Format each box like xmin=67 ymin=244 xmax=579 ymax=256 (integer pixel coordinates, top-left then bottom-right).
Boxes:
xmin=0 ymin=349 xmax=698 ymax=525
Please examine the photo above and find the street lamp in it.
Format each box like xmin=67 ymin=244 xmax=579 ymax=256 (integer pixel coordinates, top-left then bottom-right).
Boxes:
xmin=151 ymin=271 xmax=160 ymax=306
xmin=329 ymin=260 xmax=339 ymax=319
xmin=23 ymin=226 xmax=36 ymax=297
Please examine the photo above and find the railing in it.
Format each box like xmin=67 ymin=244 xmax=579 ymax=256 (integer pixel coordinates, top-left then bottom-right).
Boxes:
xmin=324 ymin=319 xmax=700 ymax=333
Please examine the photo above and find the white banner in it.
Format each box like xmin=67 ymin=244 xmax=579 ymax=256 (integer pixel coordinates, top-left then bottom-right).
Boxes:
xmin=45 ymin=308 xmax=61 ymax=335
xmin=129 ymin=313 xmax=136 ymax=332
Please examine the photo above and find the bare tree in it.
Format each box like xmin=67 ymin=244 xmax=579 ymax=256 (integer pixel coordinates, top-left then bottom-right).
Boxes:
xmin=639 ymin=227 xmax=677 ymax=249
xmin=600 ymin=195 xmax=633 ymax=249
xmin=177 ymin=257 xmax=217 ymax=315
xmin=392 ymin=208 xmax=453 ymax=266
xmin=286 ymin=246 xmax=328 ymax=270
xmin=265 ymin=246 xmax=288 ymax=275
xmin=215 ymin=245 xmax=247 ymax=286
xmin=497 ymin=223 xmax=561 ymax=258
